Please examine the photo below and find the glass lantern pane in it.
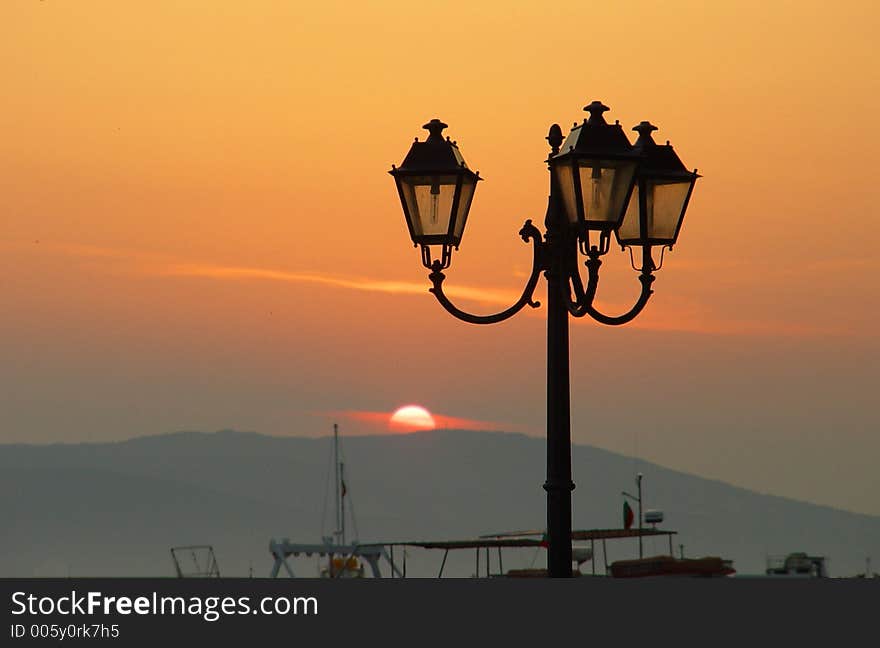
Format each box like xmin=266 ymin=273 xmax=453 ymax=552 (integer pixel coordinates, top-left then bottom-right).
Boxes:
xmin=649 ymin=180 xmax=691 ymax=242
xmin=617 ymin=179 xmax=691 ymax=245
xmin=618 ymin=184 xmax=642 ymax=243
xmin=553 ymin=162 xmax=579 ymax=225
xmin=400 ymin=175 xmax=458 ymax=239
xmin=453 ymin=176 xmax=477 ymax=241
xmin=578 ymin=160 xmax=636 ymax=228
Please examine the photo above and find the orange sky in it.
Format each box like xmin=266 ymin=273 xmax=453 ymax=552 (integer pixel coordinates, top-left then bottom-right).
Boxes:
xmin=1 ymin=1 xmax=879 ymax=514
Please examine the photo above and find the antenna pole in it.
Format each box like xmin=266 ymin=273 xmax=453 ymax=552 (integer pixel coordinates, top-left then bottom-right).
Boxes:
xmin=637 ymin=473 xmax=643 ymax=559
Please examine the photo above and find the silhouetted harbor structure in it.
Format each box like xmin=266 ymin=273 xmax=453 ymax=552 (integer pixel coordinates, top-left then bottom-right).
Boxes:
xmin=267 ymin=527 xmax=739 ymax=579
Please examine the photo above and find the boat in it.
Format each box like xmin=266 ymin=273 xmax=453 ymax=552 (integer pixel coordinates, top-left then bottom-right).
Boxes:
xmin=269 ymin=424 xmax=400 ymax=578
xmin=765 ymin=552 xmax=829 ymax=577
xmin=610 ymin=555 xmax=735 ymax=578
xmin=607 ymin=473 xmax=735 ymax=578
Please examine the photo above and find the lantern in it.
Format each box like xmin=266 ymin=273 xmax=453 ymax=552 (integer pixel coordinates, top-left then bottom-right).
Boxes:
xmin=549 ymin=101 xmax=640 ymax=233
xmin=616 ymin=121 xmax=699 ymax=249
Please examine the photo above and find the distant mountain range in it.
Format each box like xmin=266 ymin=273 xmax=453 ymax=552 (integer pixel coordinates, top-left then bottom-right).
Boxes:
xmin=2 ymin=429 xmax=877 ymax=577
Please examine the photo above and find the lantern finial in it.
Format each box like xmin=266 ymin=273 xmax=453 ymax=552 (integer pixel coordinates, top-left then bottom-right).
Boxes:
xmin=633 ymin=121 xmax=659 ymax=147
xmin=583 ymin=101 xmax=610 ymax=124
xmin=547 ymin=124 xmax=564 ymax=155
xmin=422 ymin=119 xmax=448 ymax=142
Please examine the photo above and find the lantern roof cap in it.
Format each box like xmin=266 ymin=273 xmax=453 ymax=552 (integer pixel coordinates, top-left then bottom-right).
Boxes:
xmin=632 ymin=121 xmax=698 ymax=179
xmin=632 ymin=121 xmax=659 ymax=146
xmin=552 ymin=100 xmax=638 ymax=161
xmin=391 ymin=118 xmax=477 ymax=176
xmin=584 ymin=101 xmax=610 ymax=124
xmin=422 ymin=119 xmax=448 ymax=142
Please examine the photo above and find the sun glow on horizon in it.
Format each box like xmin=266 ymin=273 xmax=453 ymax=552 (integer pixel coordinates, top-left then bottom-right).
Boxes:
xmin=389 ymin=405 xmax=436 ymax=431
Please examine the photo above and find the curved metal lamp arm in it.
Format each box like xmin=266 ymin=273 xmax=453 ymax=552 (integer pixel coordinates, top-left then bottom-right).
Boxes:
xmin=566 ymin=250 xmax=655 ymax=325
xmin=565 ymin=252 xmax=600 ymax=317
xmin=428 ymin=220 xmax=544 ymax=325
xmin=582 ymin=272 xmax=654 ymax=325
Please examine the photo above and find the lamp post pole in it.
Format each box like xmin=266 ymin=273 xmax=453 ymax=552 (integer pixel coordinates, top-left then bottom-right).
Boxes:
xmin=390 ymin=100 xmax=699 ymax=578
xmin=544 ymin=189 xmax=574 ymax=576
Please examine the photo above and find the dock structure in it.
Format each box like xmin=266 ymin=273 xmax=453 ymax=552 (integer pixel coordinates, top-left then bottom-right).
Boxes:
xmin=269 ymin=528 xmax=678 ymax=578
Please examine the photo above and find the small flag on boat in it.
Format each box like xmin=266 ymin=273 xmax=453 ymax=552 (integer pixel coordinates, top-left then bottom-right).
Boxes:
xmin=341 ymin=480 xmax=347 ymax=498
xmin=623 ymin=500 xmax=634 ymax=529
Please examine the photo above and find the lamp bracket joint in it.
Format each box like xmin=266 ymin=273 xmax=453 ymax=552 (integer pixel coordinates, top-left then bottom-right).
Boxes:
xmin=543 ymin=480 xmax=576 ymax=492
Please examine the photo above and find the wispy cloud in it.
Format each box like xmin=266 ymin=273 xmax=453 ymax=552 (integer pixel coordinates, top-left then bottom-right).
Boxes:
xmin=162 ymin=263 xmax=521 ymax=306
xmin=323 ymin=409 xmax=530 ymax=435
xmin=10 ymin=239 xmax=521 ymax=307
xmin=20 ymin=239 xmax=854 ymax=338
xmin=153 ymin=258 xmax=861 ymax=337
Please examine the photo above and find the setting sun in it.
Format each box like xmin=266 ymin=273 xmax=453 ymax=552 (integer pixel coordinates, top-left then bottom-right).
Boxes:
xmin=389 ymin=405 xmax=436 ymax=431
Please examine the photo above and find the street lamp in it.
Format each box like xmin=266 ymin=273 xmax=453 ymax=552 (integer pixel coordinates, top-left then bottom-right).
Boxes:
xmin=390 ymin=119 xmax=481 ymax=269
xmin=389 ymin=100 xmax=698 ymax=578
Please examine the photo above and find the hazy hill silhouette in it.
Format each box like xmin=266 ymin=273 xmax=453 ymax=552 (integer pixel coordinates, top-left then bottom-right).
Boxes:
xmin=2 ymin=429 xmax=877 ymax=577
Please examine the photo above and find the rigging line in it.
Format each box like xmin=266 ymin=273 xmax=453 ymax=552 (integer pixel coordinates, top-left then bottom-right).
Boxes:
xmin=337 ymin=434 xmax=361 ymax=542
xmin=320 ymin=434 xmax=334 ymax=539
xmin=343 ymin=457 xmax=361 ymax=542
xmin=345 ymin=462 xmax=360 ymax=542
xmin=528 ymin=547 xmax=540 ymax=569
xmin=348 ymin=491 xmax=360 ymax=542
